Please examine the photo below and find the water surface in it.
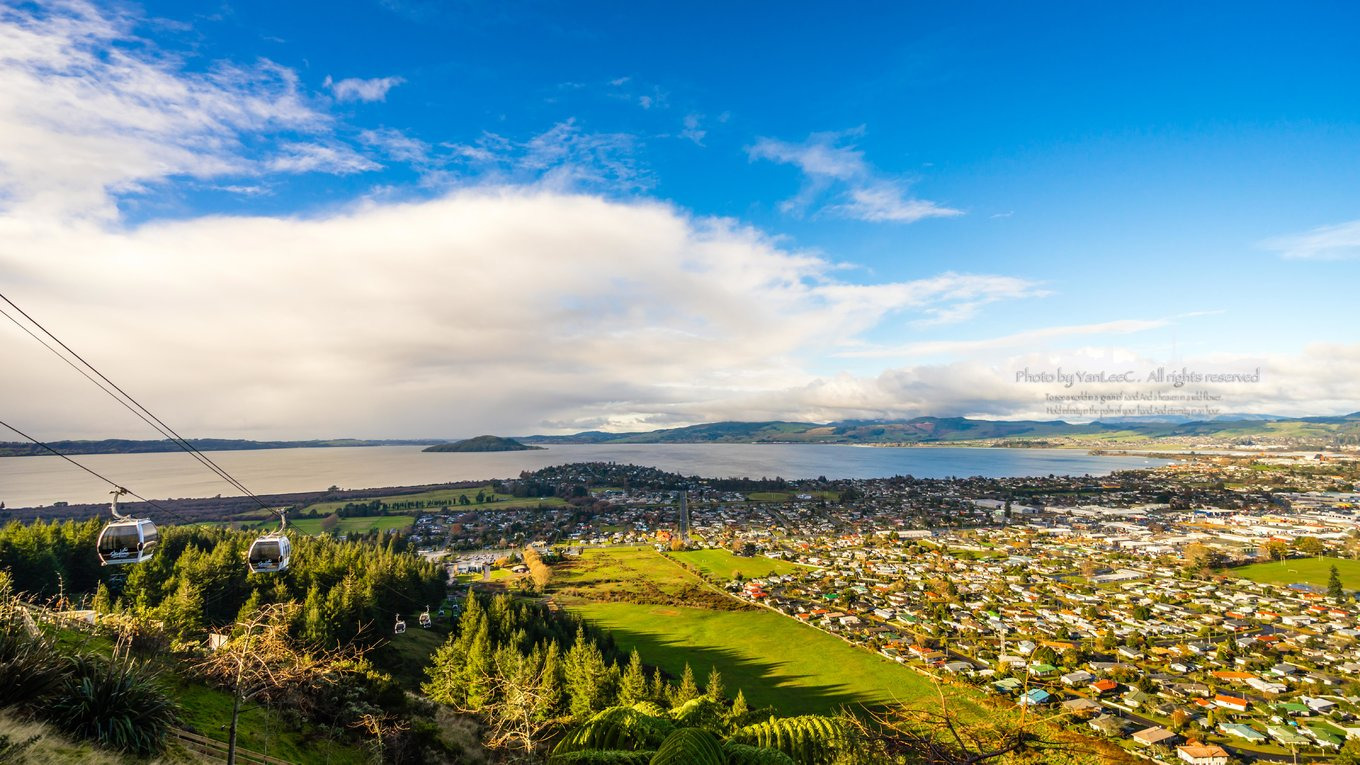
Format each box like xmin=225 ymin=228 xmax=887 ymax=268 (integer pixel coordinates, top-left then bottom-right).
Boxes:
xmin=0 ymin=444 xmax=1169 ymax=508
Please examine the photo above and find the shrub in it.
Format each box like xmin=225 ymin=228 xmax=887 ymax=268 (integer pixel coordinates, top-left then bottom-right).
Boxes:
xmin=45 ymin=653 xmax=178 ymax=756
xmin=0 ymin=608 xmax=66 ymax=709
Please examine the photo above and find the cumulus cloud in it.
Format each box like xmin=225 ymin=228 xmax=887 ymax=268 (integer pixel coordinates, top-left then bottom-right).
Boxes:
xmin=324 ymin=75 xmax=405 ymax=103
xmin=748 ymin=130 xmax=961 ymax=223
xmin=1265 ymin=219 xmax=1360 ymax=260
xmin=0 ymin=190 xmax=1044 ymax=439
xmin=0 ymin=1 xmax=329 ymax=220
xmin=680 ymin=343 xmax=1360 ymax=427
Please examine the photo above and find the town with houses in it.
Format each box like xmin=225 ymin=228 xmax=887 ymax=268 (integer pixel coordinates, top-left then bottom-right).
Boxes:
xmin=407 ymin=454 xmax=1360 ymax=763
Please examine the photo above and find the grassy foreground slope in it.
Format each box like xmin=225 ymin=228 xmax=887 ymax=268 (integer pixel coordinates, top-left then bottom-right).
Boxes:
xmin=1226 ymin=556 xmax=1360 ymax=590
xmin=571 ymin=601 xmax=969 ymax=716
xmin=555 ymin=547 xmax=980 ymax=717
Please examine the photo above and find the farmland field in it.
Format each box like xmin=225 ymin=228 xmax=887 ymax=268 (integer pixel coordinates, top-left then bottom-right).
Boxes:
xmin=1226 ymin=557 xmax=1360 ymax=591
xmin=670 ymin=548 xmax=814 ymax=579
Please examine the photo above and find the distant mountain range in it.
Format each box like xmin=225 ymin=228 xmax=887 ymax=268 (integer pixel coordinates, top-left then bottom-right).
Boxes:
xmin=518 ymin=413 xmax=1360 ymax=446
xmin=4 ymin=413 xmax=1357 ymax=458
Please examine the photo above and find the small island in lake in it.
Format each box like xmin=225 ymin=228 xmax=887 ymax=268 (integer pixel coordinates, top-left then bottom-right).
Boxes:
xmin=422 ymin=435 xmax=544 ymax=452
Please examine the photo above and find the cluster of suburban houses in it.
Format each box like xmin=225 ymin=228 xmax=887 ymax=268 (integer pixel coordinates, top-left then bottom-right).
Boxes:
xmin=713 ymin=496 xmax=1360 ymax=761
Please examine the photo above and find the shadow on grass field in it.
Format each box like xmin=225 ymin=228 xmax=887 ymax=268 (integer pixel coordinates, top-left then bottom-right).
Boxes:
xmin=554 ymin=547 xmax=988 ymax=719
xmin=571 ymin=601 xmax=935 ymax=716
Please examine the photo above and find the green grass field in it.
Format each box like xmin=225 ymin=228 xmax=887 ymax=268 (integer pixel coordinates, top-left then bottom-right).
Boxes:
xmin=1226 ymin=556 xmax=1360 ymax=591
xmin=287 ymin=515 xmax=414 ymax=535
xmin=671 ymin=548 xmax=812 ymax=579
xmin=299 ymin=486 xmax=565 ymax=515
xmin=569 ymin=601 xmax=974 ymax=716
xmin=554 ymin=547 xmax=983 ymax=717
xmin=555 ymin=546 xmax=694 ymax=600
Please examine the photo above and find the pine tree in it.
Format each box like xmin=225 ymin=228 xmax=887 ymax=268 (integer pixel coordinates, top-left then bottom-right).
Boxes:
xmin=464 ymin=616 xmax=495 ymax=709
xmin=619 ymin=649 xmax=648 ymax=705
xmin=91 ymin=581 xmax=113 ymax=614
xmin=650 ymin=667 xmax=668 ymax=704
xmin=670 ymin=662 xmax=699 ymax=706
xmin=729 ymin=688 xmax=749 ymax=721
xmin=704 ymin=666 xmax=725 ymax=703
xmin=1330 ymin=564 xmax=1346 ymax=604
xmin=540 ymin=640 xmax=564 ymax=716
xmin=300 ymin=586 xmax=326 ymax=644
xmin=564 ymin=627 xmax=610 ymax=718
xmin=424 ymin=632 xmax=469 ymax=705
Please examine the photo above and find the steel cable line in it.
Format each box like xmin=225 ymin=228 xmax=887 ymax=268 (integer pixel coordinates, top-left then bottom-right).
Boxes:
xmin=0 ymin=291 xmax=277 ymax=515
xmin=0 ymin=417 xmax=190 ymax=523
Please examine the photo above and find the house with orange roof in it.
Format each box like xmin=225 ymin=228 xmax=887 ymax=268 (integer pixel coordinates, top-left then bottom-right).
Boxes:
xmin=1213 ymin=694 xmax=1249 ymax=712
xmin=1177 ymin=742 xmax=1229 ymax=765
xmin=1089 ymin=679 xmax=1118 ymax=696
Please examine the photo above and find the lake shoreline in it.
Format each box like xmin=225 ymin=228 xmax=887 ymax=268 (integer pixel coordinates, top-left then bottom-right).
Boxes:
xmin=0 ymin=443 xmax=1171 ymax=510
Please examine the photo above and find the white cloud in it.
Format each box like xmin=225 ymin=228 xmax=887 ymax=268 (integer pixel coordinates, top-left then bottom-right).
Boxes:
xmin=838 ymin=318 xmax=1169 ymax=359
xmin=0 ymin=1 xmax=359 ymax=220
xmin=1265 ymin=219 xmax=1360 ymax=260
xmin=445 ymin=120 xmax=651 ymax=191
xmin=679 ymin=343 xmax=1360 ymax=427
xmin=267 ymin=142 xmax=381 ymax=174
xmin=0 ymin=189 xmax=1043 ymax=439
xmin=680 ymin=114 xmax=706 ymax=146
xmin=831 ymin=182 xmax=962 ymax=223
xmin=360 ymin=128 xmax=431 ymax=164
xmin=324 ymin=75 xmax=404 ymax=103
xmin=748 ymin=130 xmax=960 ymax=223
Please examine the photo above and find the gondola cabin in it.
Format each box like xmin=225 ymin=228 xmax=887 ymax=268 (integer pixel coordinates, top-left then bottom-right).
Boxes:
xmin=394 ymin=615 xmax=406 ymax=635
xmin=247 ymin=535 xmax=292 ymax=574
xmin=97 ymin=518 xmax=158 ymax=566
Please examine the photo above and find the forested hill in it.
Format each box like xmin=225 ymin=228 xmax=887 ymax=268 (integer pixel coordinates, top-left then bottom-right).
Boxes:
xmin=422 ymin=435 xmax=544 ymax=452
xmin=519 ymin=413 xmax=1360 ymax=446
xmin=0 ymin=437 xmax=442 ymax=457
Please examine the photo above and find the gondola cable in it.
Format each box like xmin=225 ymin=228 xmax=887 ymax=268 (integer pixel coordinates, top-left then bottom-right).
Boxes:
xmin=0 ymin=292 xmax=274 ymax=513
xmin=0 ymin=417 xmax=176 ymax=517
xmin=1 ymin=292 xmax=290 ymax=572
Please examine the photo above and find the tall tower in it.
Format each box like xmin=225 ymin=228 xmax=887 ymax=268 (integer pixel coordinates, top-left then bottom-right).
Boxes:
xmin=679 ymin=491 xmax=690 ymax=541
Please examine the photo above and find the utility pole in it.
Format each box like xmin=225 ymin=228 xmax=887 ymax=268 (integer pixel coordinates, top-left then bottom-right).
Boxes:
xmin=679 ymin=491 xmax=690 ymax=542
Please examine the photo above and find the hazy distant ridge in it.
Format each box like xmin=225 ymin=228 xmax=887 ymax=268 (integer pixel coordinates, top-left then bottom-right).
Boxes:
xmin=519 ymin=413 xmax=1360 ymax=445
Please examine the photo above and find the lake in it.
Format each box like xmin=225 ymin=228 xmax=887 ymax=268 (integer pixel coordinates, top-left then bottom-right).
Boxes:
xmin=0 ymin=443 xmax=1170 ymax=508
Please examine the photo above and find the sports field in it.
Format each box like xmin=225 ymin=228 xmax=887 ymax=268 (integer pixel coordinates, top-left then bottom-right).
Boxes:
xmin=1226 ymin=557 xmax=1360 ymax=591
xmin=670 ymin=548 xmax=813 ymax=579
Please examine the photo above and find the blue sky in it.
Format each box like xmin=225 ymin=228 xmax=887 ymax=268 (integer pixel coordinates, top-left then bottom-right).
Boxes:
xmin=1 ymin=1 xmax=1358 ymax=438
